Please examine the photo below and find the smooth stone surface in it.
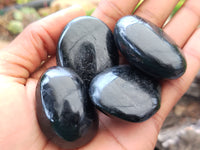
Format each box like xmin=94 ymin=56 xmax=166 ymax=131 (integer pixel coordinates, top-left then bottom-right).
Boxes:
xmin=57 ymin=16 xmax=119 ymax=87
xmin=89 ymin=65 xmax=161 ymax=122
xmin=114 ymin=15 xmax=186 ymax=79
xmin=36 ymin=66 xmax=98 ymax=149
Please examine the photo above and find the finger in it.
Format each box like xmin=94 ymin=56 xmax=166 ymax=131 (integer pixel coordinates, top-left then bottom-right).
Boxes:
xmin=159 ymin=27 xmax=200 ymax=120
xmin=86 ymin=1 xmax=200 ymax=149
xmin=83 ymin=29 xmax=200 ymax=150
xmin=134 ymin=0 xmax=179 ymax=27
xmin=32 ymin=0 xmax=141 ymax=79
xmin=155 ymin=0 xmax=200 ymax=121
xmin=164 ymin=0 xmax=200 ymax=48
xmin=92 ymin=0 xmax=140 ymax=30
xmin=0 ymin=5 xmax=85 ymax=84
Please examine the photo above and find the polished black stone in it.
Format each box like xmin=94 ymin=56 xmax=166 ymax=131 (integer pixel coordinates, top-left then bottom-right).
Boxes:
xmin=114 ymin=15 xmax=186 ymax=79
xmin=36 ymin=66 xmax=98 ymax=149
xmin=89 ymin=65 xmax=161 ymax=122
xmin=57 ymin=16 xmax=119 ymax=87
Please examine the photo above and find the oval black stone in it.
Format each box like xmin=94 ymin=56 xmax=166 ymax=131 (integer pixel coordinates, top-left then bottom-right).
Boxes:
xmin=57 ymin=16 xmax=119 ymax=87
xmin=114 ymin=15 xmax=186 ymax=79
xmin=89 ymin=65 xmax=161 ymax=122
xmin=36 ymin=66 xmax=98 ymax=149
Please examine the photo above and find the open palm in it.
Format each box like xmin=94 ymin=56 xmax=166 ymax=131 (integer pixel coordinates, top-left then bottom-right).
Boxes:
xmin=0 ymin=0 xmax=200 ymax=150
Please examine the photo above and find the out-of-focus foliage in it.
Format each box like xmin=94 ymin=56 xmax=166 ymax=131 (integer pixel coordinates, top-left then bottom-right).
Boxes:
xmin=6 ymin=20 xmax=23 ymax=34
xmin=86 ymin=8 xmax=95 ymax=16
xmin=6 ymin=7 xmax=40 ymax=34
xmin=13 ymin=10 xmax=24 ymax=21
xmin=20 ymin=7 xmax=40 ymax=18
xmin=171 ymin=0 xmax=185 ymax=17
xmin=133 ymin=0 xmax=144 ymax=13
xmin=16 ymin=0 xmax=32 ymax=4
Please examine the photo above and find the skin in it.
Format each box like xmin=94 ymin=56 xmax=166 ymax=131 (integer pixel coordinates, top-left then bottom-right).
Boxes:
xmin=0 ymin=0 xmax=199 ymax=150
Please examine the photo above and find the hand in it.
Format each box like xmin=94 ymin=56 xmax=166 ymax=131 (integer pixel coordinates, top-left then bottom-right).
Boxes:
xmin=0 ymin=0 xmax=199 ymax=150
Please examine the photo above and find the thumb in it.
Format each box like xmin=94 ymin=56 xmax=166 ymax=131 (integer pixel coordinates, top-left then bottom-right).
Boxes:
xmin=0 ymin=5 xmax=85 ymax=84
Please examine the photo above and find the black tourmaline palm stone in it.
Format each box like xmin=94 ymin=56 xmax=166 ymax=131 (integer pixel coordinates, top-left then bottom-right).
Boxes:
xmin=114 ymin=15 xmax=186 ymax=79
xmin=36 ymin=66 xmax=98 ymax=149
xmin=89 ymin=65 xmax=161 ymax=122
xmin=57 ymin=16 xmax=119 ymax=87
